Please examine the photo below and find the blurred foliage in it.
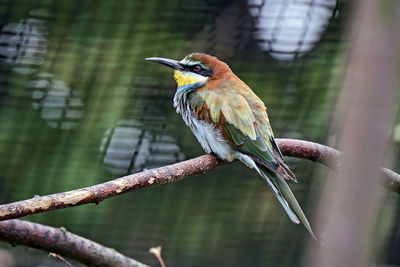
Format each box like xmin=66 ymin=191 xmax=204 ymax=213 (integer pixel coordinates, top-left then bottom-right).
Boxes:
xmin=0 ymin=0 xmax=398 ymax=266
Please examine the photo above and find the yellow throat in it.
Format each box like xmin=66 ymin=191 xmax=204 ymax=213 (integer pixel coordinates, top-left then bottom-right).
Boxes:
xmin=174 ymin=70 xmax=208 ymax=88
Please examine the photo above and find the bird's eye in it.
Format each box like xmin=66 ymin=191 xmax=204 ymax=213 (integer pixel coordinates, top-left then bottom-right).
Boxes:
xmin=193 ymin=65 xmax=201 ymax=72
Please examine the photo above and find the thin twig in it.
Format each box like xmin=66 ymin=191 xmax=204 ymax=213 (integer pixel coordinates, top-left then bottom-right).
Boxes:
xmin=149 ymin=246 xmax=166 ymax=267
xmin=49 ymin=253 xmax=74 ymax=267
xmin=0 ymin=219 xmax=149 ymax=267
xmin=0 ymin=139 xmax=398 ymax=222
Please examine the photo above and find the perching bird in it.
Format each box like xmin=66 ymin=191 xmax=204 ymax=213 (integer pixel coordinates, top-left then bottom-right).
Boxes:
xmin=146 ymin=53 xmax=315 ymax=238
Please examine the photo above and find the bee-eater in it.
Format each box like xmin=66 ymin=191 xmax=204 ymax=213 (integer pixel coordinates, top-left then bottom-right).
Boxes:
xmin=146 ymin=53 xmax=315 ymax=238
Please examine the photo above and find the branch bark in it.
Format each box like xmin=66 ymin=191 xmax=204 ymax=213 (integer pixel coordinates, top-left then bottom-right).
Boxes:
xmin=0 ymin=219 xmax=149 ymax=267
xmin=0 ymin=138 xmax=399 ymax=222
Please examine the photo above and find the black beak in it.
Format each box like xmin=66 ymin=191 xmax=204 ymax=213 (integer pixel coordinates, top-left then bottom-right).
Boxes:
xmin=145 ymin=57 xmax=184 ymax=71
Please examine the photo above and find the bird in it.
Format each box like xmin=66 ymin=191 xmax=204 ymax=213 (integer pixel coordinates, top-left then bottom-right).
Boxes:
xmin=146 ymin=53 xmax=315 ymax=239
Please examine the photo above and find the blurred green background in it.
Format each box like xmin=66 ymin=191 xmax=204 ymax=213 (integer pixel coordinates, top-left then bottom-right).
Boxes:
xmin=0 ymin=0 xmax=399 ymax=266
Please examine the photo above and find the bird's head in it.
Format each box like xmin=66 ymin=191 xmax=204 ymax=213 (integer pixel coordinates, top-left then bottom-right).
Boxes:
xmin=146 ymin=53 xmax=231 ymax=88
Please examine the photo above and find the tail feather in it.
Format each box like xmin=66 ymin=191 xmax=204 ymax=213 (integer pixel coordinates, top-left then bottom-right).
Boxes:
xmin=258 ymin=164 xmax=317 ymax=240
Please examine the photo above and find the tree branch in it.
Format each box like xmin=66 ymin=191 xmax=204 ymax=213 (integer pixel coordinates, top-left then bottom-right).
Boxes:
xmin=0 ymin=219 xmax=149 ymax=267
xmin=0 ymin=138 xmax=398 ymax=222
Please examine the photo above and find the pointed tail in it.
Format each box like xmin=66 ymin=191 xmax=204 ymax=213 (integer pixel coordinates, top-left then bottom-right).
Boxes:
xmin=257 ymin=164 xmax=317 ymax=240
